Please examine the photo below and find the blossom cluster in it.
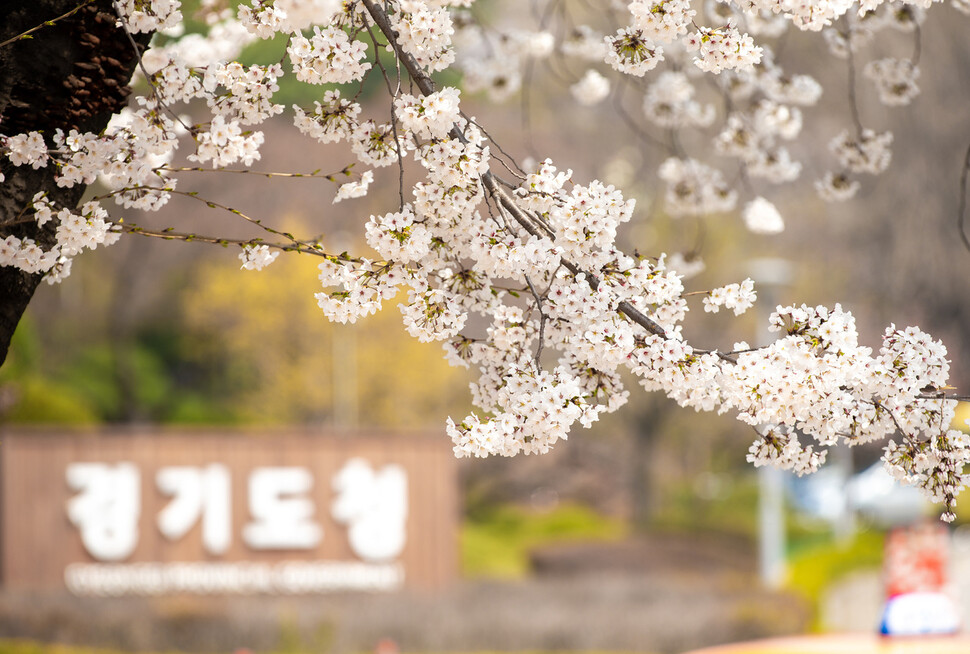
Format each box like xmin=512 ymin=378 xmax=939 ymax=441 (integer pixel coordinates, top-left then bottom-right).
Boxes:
xmin=1 ymin=196 xmax=120 ymax=284
xmin=116 ymin=0 xmax=183 ymax=33
xmin=204 ymin=61 xmax=284 ymax=124
xmin=238 ymin=0 xmax=343 ymax=38
xmin=703 ymin=279 xmax=757 ymax=315
xmin=605 ymin=28 xmax=664 ymax=77
xmin=454 ymin=16 xmax=555 ymax=101
xmin=570 ymin=70 xmax=611 ymax=106
xmin=658 ymin=158 xmax=738 ymax=217
xmin=3 ymin=132 xmax=47 ymax=169
xmin=830 ymin=128 xmax=894 ymax=175
xmin=288 ymin=26 xmax=370 ymax=85
xmin=715 ymin=100 xmax=803 ymax=185
xmin=334 ymin=171 xmax=374 ymax=203
xmin=392 ymin=0 xmax=457 ymax=72
xmin=190 ymin=115 xmax=265 ymax=168
xmin=293 ymin=90 xmax=362 ymax=144
xmin=239 ymin=244 xmax=280 ymax=270
xmin=685 ymin=23 xmax=764 ymax=73
xmin=364 ymin=205 xmax=432 ymax=263
xmin=864 ymin=58 xmax=921 ymax=106
xmin=394 ymin=88 xmax=462 ymax=141
xmin=628 ymin=0 xmax=695 ymax=43
xmin=643 ymin=72 xmax=715 ymax=129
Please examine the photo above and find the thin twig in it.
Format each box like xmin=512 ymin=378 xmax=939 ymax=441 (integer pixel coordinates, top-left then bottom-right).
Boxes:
xmin=364 ymin=16 xmax=407 ymax=208
xmin=461 ymin=113 xmax=528 ymax=180
xmin=91 ymin=186 xmax=314 ymax=248
xmin=912 ymin=23 xmax=922 ymax=67
xmin=958 ymin=142 xmax=970 ymax=253
xmin=867 ymin=399 xmax=909 ymax=438
xmin=0 ymin=0 xmax=96 ymax=48
xmin=613 ymin=76 xmax=669 ymax=152
xmin=688 ymin=212 xmax=707 ymax=258
xmin=158 ymin=165 xmax=354 ymax=180
xmin=2 ymin=191 xmax=51 ymax=228
xmin=524 ymin=275 xmax=547 ymax=370
xmin=521 ymin=58 xmax=538 ymax=157
xmin=119 ymin=223 xmax=339 ymax=258
xmin=843 ymin=26 xmax=865 ymax=137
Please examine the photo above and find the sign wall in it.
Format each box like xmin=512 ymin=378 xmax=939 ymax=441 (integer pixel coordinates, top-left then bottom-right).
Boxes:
xmin=0 ymin=431 xmax=457 ymax=596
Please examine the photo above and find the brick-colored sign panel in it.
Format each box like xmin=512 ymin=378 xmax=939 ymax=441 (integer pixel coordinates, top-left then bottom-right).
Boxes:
xmin=0 ymin=430 xmax=457 ymax=595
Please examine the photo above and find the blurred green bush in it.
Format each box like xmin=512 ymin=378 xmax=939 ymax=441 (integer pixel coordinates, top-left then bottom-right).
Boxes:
xmin=461 ymin=502 xmax=627 ymax=578
xmin=786 ymin=529 xmax=885 ymax=628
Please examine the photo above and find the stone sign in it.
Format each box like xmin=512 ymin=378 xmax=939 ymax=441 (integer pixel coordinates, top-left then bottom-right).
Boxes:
xmin=0 ymin=431 xmax=457 ymax=596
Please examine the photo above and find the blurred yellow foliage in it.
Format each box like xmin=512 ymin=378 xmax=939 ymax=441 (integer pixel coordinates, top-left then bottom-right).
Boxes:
xmin=181 ymin=229 xmax=472 ymax=429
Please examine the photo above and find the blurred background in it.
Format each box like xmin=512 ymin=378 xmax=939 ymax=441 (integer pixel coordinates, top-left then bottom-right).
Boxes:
xmin=2 ymin=1 xmax=970 ymax=654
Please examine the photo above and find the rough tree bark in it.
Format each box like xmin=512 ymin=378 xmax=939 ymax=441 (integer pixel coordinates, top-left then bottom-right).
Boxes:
xmin=0 ymin=0 xmax=149 ymax=365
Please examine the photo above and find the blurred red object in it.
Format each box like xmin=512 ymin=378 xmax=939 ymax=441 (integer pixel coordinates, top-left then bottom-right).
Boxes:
xmin=375 ymin=637 xmax=399 ymax=654
xmin=884 ymin=523 xmax=948 ymax=597
xmin=879 ymin=522 xmax=959 ymax=636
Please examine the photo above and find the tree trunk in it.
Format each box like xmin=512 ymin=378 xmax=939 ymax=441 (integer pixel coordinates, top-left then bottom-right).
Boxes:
xmin=0 ymin=0 xmax=149 ymax=364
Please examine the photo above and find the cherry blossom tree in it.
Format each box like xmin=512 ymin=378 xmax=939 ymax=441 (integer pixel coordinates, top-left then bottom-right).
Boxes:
xmin=2 ymin=0 xmax=969 ymax=519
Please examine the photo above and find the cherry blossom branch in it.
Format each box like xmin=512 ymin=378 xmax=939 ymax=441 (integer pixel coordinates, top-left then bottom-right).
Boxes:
xmin=361 ymin=14 xmax=408 ymax=208
xmin=460 ymin=113 xmax=528 ymax=180
xmin=359 ymin=0 xmax=669 ymax=339
xmin=693 ymin=347 xmax=740 ymax=364
xmin=918 ymin=391 xmax=970 ymax=402
xmin=488 ymin=179 xmax=669 ymax=338
xmin=1 ymin=0 xmax=966 ymax=516
xmin=361 ymin=0 xmax=434 ymax=95
xmin=91 ymin=187 xmax=316 ymax=250
xmin=119 ymin=223 xmax=332 ymax=257
xmin=867 ymin=399 xmax=911 ymax=440
xmin=0 ymin=1 xmax=96 ymax=49
xmin=156 ymin=165 xmax=355 ymax=181
xmin=2 ymin=193 xmax=45 ymax=228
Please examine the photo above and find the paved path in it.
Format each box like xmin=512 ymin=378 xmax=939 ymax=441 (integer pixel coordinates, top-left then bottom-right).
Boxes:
xmin=684 ymin=634 xmax=970 ymax=653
